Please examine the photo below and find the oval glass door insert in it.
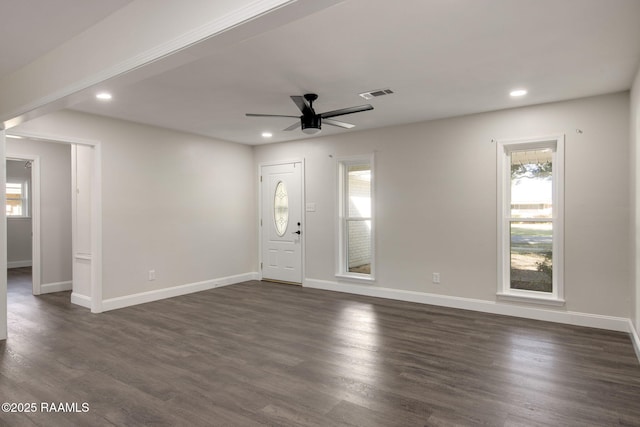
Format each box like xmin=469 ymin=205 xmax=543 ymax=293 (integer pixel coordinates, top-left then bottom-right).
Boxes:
xmin=274 ymin=181 xmax=289 ymax=236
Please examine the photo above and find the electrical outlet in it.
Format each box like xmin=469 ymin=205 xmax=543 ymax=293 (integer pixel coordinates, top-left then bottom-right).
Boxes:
xmin=148 ymin=269 xmax=156 ymax=281
xmin=432 ymin=273 xmax=441 ymax=284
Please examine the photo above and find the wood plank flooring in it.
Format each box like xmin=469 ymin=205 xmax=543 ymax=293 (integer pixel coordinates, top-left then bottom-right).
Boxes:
xmin=2 ymin=268 xmax=640 ymax=426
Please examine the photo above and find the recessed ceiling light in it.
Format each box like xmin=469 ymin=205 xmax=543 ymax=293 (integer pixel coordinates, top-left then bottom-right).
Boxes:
xmin=96 ymin=92 xmax=112 ymax=101
xmin=261 ymin=132 xmax=273 ymax=138
xmin=510 ymin=89 xmax=527 ymax=97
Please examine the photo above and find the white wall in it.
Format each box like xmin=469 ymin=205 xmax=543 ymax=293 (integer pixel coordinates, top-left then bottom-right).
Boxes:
xmin=6 ymin=159 xmax=32 ymax=266
xmin=7 ymin=139 xmax=72 ymax=285
xmin=71 ymin=144 xmax=94 ymax=302
xmin=14 ymin=110 xmax=257 ymax=301
xmin=255 ymin=92 xmax=631 ymax=319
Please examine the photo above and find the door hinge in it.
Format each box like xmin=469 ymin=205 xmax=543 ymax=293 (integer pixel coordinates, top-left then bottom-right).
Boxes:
xmin=260 ymin=176 xmax=262 ymax=182
xmin=260 ymin=219 xmax=262 ymax=226
xmin=260 ymin=262 xmax=263 ymax=270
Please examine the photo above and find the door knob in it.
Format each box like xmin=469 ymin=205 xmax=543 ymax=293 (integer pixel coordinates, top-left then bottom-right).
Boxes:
xmin=292 ymin=230 xmax=301 ymax=235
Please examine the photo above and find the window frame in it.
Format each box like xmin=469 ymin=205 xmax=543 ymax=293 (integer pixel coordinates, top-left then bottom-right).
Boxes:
xmin=336 ymin=154 xmax=375 ymax=282
xmin=6 ymin=179 xmax=30 ymax=218
xmin=496 ymin=134 xmax=565 ymax=305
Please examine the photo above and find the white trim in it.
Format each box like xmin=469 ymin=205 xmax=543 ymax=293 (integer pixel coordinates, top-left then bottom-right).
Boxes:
xmin=629 ymin=320 xmax=640 ymax=364
xmin=258 ymin=158 xmax=304 ymax=168
xmin=101 ymin=272 xmax=259 ymax=312
xmin=497 ymin=291 xmax=566 ymax=306
xmin=496 ymin=134 xmax=565 ymax=304
xmin=41 ymin=281 xmax=72 ymax=294
xmin=304 ymin=279 xmax=630 ymax=332
xmin=70 ymin=292 xmax=91 ymax=309
xmin=301 ymin=159 xmax=306 ymax=285
xmin=335 ymin=273 xmax=375 ymax=284
xmin=6 ymin=153 xmax=41 ymax=295
xmin=91 ymin=143 xmax=103 ymax=313
xmin=7 ymin=260 xmax=32 ymax=268
xmin=6 ymin=130 xmax=99 ymax=147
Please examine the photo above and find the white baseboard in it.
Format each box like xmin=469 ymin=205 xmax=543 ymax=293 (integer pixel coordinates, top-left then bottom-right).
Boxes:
xmin=101 ymin=272 xmax=260 ymax=312
xmin=630 ymin=320 xmax=640 ymax=364
xmin=304 ymin=279 xmax=630 ymax=333
xmin=40 ymin=281 xmax=72 ymax=294
xmin=71 ymin=292 xmax=91 ymax=309
xmin=8 ymin=260 xmax=32 ymax=268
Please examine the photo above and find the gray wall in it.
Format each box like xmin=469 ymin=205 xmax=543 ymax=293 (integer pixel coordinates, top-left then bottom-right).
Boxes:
xmin=255 ymin=92 xmax=631 ymax=318
xmin=12 ymin=93 xmax=632 ymax=321
xmin=6 ymin=139 xmax=72 ymax=285
xmin=15 ymin=110 xmax=257 ymax=300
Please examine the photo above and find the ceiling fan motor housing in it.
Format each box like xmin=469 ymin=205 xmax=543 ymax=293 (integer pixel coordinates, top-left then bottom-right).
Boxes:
xmin=302 ymin=115 xmax=321 ymax=133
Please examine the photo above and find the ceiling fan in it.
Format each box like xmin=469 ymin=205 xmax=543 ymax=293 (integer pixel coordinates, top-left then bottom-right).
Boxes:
xmin=246 ymin=93 xmax=373 ymax=135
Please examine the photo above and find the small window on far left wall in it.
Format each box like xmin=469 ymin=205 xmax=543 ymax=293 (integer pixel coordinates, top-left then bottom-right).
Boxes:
xmin=6 ymin=181 xmax=29 ymax=217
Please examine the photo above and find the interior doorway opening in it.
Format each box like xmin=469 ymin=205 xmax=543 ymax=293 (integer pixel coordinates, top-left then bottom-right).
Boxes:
xmin=6 ymin=141 xmax=75 ymax=302
xmin=6 ymin=155 xmax=42 ymax=298
xmin=2 ymin=130 xmax=102 ymax=328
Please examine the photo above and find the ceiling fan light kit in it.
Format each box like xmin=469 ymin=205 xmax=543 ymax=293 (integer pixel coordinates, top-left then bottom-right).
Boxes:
xmin=246 ymin=93 xmax=373 ymax=135
xmin=302 ymin=115 xmax=322 ymax=134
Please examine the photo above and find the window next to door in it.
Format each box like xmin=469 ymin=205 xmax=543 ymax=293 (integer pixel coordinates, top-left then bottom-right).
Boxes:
xmin=337 ymin=154 xmax=375 ymax=281
xmin=497 ymin=134 xmax=565 ymax=305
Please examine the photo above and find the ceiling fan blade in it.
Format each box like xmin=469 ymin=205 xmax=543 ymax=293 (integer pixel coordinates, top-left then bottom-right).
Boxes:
xmin=290 ymin=96 xmax=312 ymax=115
xmin=323 ymin=118 xmax=355 ymax=129
xmin=246 ymin=113 xmax=299 ymax=118
xmin=283 ymin=121 xmax=301 ymax=131
xmin=320 ymin=104 xmax=373 ymax=119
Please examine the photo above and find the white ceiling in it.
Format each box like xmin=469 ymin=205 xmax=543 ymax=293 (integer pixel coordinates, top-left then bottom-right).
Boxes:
xmin=9 ymin=0 xmax=640 ymax=145
xmin=0 ymin=0 xmax=133 ymax=78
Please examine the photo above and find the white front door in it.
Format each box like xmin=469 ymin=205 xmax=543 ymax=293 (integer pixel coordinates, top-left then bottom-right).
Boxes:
xmin=261 ymin=162 xmax=302 ymax=284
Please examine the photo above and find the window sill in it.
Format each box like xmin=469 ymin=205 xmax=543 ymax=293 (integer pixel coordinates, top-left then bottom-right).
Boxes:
xmin=335 ymin=273 xmax=375 ymax=284
xmin=7 ymin=216 xmax=31 ymax=220
xmin=497 ymin=292 xmax=565 ymax=307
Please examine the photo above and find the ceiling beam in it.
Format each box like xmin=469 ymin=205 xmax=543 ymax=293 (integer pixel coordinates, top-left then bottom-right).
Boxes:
xmin=0 ymin=0 xmax=345 ymax=129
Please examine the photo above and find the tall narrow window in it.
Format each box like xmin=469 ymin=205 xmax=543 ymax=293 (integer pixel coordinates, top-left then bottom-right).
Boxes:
xmin=497 ymin=135 xmax=564 ymax=304
xmin=338 ymin=155 xmax=374 ymax=279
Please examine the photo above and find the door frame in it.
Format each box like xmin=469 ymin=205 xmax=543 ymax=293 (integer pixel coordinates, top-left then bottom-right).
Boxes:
xmin=258 ymin=159 xmax=305 ymax=284
xmin=4 ymin=130 xmax=103 ymax=314
xmin=6 ymin=153 xmax=41 ymax=295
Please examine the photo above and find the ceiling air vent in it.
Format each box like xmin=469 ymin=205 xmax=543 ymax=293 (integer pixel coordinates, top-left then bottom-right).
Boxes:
xmin=358 ymin=88 xmax=394 ymax=100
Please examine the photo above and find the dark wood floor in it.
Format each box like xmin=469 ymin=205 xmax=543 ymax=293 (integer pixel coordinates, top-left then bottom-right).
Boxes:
xmin=2 ymin=268 xmax=640 ymax=426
